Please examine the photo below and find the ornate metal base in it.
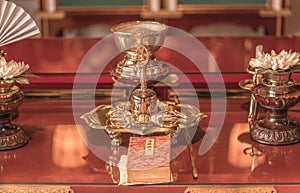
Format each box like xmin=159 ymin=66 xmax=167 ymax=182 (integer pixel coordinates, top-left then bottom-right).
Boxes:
xmin=81 ymin=103 xmax=205 ymax=146
xmin=250 ymin=119 xmax=300 ymax=145
xmin=0 ymin=125 xmax=29 ymax=150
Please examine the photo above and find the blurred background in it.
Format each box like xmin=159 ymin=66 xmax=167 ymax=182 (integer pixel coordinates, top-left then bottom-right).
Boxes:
xmin=5 ymin=0 xmax=300 ymax=74
xmin=9 ymin=0 xmax=300 ymax=38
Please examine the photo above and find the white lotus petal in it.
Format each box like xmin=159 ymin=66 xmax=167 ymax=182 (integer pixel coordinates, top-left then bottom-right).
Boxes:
xmin=249 ymin=49 xmax=300 ymax=71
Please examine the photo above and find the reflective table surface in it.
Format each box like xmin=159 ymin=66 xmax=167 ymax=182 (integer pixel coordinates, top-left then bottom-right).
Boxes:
xmin=0 ymin=86 xmax=300 ymax=192
xmin=1 ymin=37 xmax=300 ymax=192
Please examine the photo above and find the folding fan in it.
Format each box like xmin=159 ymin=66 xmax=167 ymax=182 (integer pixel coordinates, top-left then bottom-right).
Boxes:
xmin=0 ymin=0 xmax=40 ymax=46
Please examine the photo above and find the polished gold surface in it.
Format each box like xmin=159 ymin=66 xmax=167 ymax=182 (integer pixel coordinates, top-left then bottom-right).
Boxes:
xmin=111 ymin=21 xmax=167 ymax=52
xmin=110 ymin=21 xmax=169 ymax=85
xmin=81 ymin=103 xmax=206 ymax=136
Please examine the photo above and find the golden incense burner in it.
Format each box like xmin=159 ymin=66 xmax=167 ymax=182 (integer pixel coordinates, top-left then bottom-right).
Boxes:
xmin=81 ymin=21 xmax=206 ymax=147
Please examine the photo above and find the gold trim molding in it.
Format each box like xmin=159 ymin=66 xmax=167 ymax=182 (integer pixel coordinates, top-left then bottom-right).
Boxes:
xmin=185 ymin=186 xmax=277 ymax=193
xmin=0 ymin=185 xmax=74 ymax=193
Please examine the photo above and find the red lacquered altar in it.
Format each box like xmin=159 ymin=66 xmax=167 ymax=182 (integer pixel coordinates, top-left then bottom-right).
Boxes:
xmin=1 ymin=37 xmax=300 ymax=193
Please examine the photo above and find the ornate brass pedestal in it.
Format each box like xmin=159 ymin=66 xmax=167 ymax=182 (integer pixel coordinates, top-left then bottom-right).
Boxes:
xmin=0 ymin=81 xmax=29 ymax=150
xmin=251 ymin=71 xmax=300 ymax=145
xmin=81 ymin=21 xmax=206 ymax=146
xmin=81 ymin=21 xmax=206 ymax=180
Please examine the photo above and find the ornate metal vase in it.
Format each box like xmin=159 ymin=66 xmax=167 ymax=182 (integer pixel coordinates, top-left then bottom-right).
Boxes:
xmin=251 ymin=70 xmax=300 ymax=145
xmin=0 ymin=80 xmax=29 ymax=150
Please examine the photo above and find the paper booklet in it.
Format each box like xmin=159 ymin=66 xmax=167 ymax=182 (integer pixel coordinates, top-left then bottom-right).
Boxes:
xmin=0 ymin=0 xmax=40 ymax=47
xmin=118 ymin=135 xmax=173 ymax=185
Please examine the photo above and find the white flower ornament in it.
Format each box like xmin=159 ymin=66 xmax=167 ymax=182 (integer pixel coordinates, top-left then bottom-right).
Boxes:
xmin=0 ymin=57 xmax=33 ymax=84
xmin=249 ymin=50 xmax=300 ymax=71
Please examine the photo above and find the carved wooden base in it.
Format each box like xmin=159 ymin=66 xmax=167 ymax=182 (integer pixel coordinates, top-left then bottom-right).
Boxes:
xmin=0 ymin=125 xmax=29 ymax=150
xmin=250 ymin=119 xmax=300 ymax=145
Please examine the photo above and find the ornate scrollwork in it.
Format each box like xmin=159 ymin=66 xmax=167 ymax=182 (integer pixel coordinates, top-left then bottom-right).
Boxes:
xmin=0 ymin=126 xmax=29 ymax=150
xmin=250 ymin=120 xmax=300 ymax=145
xmin=184 ymin=186 xmax=277 ymax=193
xmin=0 ymin=185 xmax=74 ymax=193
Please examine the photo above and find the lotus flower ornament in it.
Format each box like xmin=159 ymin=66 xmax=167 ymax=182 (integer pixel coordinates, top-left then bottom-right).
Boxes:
xmin=249 ymin=49 xmax=300 ymax=71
